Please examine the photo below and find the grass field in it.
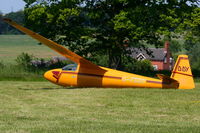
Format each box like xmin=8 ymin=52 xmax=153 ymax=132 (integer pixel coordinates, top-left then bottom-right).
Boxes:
xmin=1 ymin=35 xmax=200 ymax=132
xmin=0 ymin=81 xmax=200 ymax=133
xmin=0 ymin=35 xmax=59 ymax=63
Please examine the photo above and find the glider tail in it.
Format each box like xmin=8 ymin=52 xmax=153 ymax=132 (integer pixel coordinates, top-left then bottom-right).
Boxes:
xmin=170 ymin=55 xmax=195 ymax=89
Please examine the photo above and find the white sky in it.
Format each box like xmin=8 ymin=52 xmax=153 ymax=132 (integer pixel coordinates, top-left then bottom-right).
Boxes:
xmin=0 ymin=0 xmax=26 ymax=14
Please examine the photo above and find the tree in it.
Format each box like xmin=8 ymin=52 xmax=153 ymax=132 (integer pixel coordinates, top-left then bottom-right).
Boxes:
xmin=23 ymin=0 xmax=199 ymax=69
xmin=182 ymin=7 xmax=200 ymax=45
xmin=186 ymin=42 xmax=200 ymax=77
xmin=23 ymin=0 xmax=94 ymax=57
xmin=180 ymin=7 xmax=200 ymax=74
xmin=83 ymin=0 xmax=198 ymax=69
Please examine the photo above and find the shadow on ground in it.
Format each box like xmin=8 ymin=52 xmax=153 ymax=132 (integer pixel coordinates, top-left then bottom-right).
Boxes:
xmin=17 ymin=86 xmax=79 ymax=91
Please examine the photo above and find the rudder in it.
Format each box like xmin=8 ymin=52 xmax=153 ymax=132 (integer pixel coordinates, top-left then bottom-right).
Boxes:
xmin=171 ymin=55 xmax=195 ymax=89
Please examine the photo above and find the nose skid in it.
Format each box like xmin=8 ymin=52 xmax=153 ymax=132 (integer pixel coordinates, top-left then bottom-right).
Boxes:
xmin=44 ymin=69 xmax=61 ymax=83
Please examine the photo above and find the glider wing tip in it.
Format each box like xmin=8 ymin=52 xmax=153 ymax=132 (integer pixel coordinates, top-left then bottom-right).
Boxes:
xmin=3 ymin=18 xmax=12 ymax=22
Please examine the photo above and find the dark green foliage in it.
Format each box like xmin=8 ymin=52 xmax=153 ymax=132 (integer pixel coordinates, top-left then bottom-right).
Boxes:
xmin=23 ymin=0 xmax=199 ymax=70
xmin=184 ymin=40 xmax=196 ymax=51
xmin=187 ymin=42 xmax=200 ymax=77
xmin=182 ymin=7 xmax=200 ymax=43
xmin=92 ymin=54 xmax=109 ymax=67
xmin=123 ymin=58 xmax=154 ymax=76
xmin=169 ymin=40 xmax=182 ymax=54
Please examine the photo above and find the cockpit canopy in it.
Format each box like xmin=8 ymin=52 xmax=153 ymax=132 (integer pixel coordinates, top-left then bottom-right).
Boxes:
xmin=62 ymin=64 xmax=77 ymax=71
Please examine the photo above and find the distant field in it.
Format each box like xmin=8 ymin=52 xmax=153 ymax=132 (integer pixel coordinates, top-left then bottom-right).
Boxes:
xmin=0 ymin=81 xmax=200 ymax=133
xmin=0 ymin=35 xmax=59 ymax=63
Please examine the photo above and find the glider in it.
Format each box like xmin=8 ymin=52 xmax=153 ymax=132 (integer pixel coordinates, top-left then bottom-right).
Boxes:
xmin=3 ymin=18 xmax=195 ymax=89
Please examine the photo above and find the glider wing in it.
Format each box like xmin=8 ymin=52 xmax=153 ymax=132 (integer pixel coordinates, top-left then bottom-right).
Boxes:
xmin=3 ymin=18 xmax=102 ymax=70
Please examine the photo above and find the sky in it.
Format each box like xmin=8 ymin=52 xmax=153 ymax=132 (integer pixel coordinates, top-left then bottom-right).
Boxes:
xmin=0 ymin=0 xmax=26 ymax=14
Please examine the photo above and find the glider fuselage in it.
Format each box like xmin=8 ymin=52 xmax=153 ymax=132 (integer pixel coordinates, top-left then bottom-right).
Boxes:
xmin=44 ymin=66 xmax=177 ymax=88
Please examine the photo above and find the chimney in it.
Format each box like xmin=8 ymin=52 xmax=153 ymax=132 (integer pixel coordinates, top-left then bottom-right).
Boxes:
xmin=164 ymin=41 xmax=171 ymax=70
xmin=164 ymin=41 xmax=170 ymax=52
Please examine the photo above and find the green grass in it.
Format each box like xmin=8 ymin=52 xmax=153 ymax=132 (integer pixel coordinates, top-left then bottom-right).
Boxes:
xmin=0 ymin=81 xmax=200 ymax=133
xmin=1 ymin=34 xmax=200 ymax=132
xmin=0 ymin=35 xmax=59 ymax=63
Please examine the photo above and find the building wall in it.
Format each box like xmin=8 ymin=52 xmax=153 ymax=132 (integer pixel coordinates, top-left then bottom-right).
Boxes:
xmin=151 ymin=60 xmax=174 ymax=71
xmin=152 ymin=41 xmax=173 ymax=71
xmin=151 ymin=61 xmax=164 ymax=71
xmin=163 ymin=62 xmax=170 ymax=70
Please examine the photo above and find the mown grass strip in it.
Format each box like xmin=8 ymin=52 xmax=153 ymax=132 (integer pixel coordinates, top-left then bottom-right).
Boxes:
xmin=0 ymin=35 xmax=59 ymax=63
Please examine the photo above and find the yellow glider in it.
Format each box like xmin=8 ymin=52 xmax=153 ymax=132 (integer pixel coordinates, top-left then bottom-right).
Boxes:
xmin=4 ymin=18 xmax=195 ymax=89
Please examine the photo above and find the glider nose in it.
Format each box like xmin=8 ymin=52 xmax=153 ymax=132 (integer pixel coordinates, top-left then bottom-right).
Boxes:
xmin=44 ymin=69 xmax=61 ymax=83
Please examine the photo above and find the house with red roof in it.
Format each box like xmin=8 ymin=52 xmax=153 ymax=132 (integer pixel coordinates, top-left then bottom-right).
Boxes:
xmin=130 ymin=41 xmax=174 ymax=71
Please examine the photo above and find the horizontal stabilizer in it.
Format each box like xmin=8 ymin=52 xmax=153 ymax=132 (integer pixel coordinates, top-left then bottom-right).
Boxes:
xmin=157 ymin=74 xmax=178 ymax=84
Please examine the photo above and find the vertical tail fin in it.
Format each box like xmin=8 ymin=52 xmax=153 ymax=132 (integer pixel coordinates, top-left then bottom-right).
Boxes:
xmin=171 ymin=55 xmax=195 ymax=89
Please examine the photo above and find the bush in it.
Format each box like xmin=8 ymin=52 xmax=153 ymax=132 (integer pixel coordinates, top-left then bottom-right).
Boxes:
xmin=0 ymin=61 xmax=5 ymax=68
xmin=15 ymin=52 xmax=35 ymax=71
xmin=15 ymin=52 xmax=71 ymax=72
xmin=123 ymin=58 xmax=154 ymax=76
xmin=92 ymin=54 xmax=109 ymax=67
